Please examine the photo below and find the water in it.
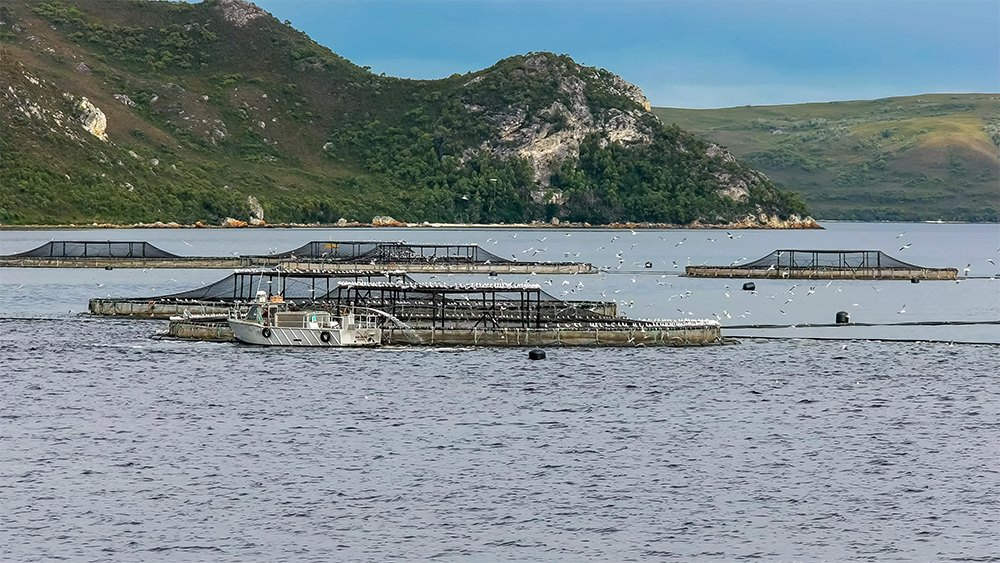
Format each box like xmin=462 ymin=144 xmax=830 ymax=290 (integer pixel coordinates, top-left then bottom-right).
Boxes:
xmin=2 ymin=223 xmax=999 ymax=561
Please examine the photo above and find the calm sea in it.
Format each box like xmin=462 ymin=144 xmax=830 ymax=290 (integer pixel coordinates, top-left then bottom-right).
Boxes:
xmin=1 ymin=223 xmax=998 ymax=561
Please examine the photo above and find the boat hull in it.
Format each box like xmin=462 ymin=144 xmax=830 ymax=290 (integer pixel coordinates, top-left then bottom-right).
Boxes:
xmin=229 ymin=319 xmax=381 ymax=347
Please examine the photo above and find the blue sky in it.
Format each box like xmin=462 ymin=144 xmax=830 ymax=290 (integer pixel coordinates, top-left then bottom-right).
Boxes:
xmin=252 ymin=0 xmax=999 ymax=109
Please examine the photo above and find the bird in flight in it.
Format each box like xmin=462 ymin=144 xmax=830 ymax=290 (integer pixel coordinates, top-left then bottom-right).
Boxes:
xmin=896 ymin=231 xmax=906 ymax=239
xmin=899 ymin=243 xmax=911 ymax=251
xmin=897 ymin=304 xmax=906 ymax=314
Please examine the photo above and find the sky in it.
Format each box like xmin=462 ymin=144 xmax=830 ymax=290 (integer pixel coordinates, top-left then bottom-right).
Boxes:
xmin=251 ymin=0 xmax=1000 ymax=109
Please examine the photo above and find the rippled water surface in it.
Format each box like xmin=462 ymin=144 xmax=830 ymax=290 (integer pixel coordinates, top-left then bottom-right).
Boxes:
xmin=2 ymin=318 xmax=998 ymax=562
xmin=2 ymin=223 xmax=999 ymax=561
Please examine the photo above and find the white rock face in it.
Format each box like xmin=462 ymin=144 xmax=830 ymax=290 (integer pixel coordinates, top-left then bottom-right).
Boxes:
xmin=474 ymin=54 xmax=654 ymax=188
xmin=247 ymin=195 xmax=265 ymax=225
xmin=77 ymin=97 xmax=108 ymax=141
xmin=218 ymin=0 xmax=268 ymax=27
xmin=705 ymin=143 xmax=763 ymax=202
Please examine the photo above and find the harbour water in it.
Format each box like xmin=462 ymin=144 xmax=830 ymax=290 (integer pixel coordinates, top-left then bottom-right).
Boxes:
xmin=1 ymin=222 xmax=999 ymax=561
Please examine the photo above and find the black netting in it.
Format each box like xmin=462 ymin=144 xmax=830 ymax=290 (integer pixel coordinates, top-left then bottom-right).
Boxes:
xmin=336 ymin=281 xmax=563 ymax=301
xmin=140 ymin=270 xmax=415 ymax=302
xmin=268 ymin=241 xmax=510 ymax=264
xmin=6 ymin=241 xmax=181 ymax=258
xmin=740 ymin=250 xmax=924 ymax=271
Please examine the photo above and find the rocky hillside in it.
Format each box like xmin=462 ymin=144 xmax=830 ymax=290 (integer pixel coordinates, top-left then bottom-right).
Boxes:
xmin=654 ymin=94 xmax=1000 ymax=222
xmin=0 ymin=0 xmax=809 ymax=226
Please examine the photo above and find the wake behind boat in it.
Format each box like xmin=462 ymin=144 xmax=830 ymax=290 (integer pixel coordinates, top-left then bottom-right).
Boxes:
xmin=229 ymin=291 xmax=381 ymax=347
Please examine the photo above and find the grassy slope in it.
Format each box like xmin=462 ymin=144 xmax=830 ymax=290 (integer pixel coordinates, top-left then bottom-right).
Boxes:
xmin=653 ymin=94 xmax=1000 ymax=221
xmin=0 ymin=0 xmax=805 ymax=226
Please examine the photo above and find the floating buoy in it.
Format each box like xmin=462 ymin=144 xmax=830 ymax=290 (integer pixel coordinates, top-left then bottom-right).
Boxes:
xmin=910 ymin=277 xmax=920 ymax=283
xmin=489 ymin=271 xmax=498 ymax=277
xmin=742 ymin=282 xmax=755 ymax=291
xmin=835 ymin=311 xmax=850 ymax=325
xmin=104 ymin=265 xmax=113 ymax=270
xmin=528 ymin=349 xmax=546 ymax=360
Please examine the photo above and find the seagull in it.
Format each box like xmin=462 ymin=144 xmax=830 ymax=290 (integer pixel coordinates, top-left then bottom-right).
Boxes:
xmin=707 ymin=238 xmax=716 ymax=243
xmin=897 ymin=304 xmax=906 ymax=314
xmin=988 ymin=259 xmax=995 ymax=265
xmin=726 ymin=232 xmax=734 ymax=239
xmin=95 ymin=282 xmax=104 ymax=287
xmin=610 ymin=235 xmax=621 ymax=242
xmin=182 ymin=240 xmax=193 ymax=247
xmin=899 ymin=243 xmax=911 ymax=251
xmin=536 ymin=236 xmax=547 ymax=242
xmin=784 ymin=298 xmax=793 ymax=305
xmin=674 ymin=238 xmax=686 ymax=247
xmin=896 ymin=231 xmax=906 ymax=238
xmin=630 ymin=230 xmax=637 ymax=236
xmin=964 ymin=264 xmax=971 ymax=276
xmin=872 ymin=286 xmax=882 ymax=292
xmin=779 ymin=310 xmax=786 ymax=315
xmin=807 ymin=287 xmax=816 ymax=295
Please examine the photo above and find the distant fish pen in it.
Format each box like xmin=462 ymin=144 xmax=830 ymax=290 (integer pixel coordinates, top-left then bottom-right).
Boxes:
xmin=2 ymin=240 xmax=593 ymax=274
xmin=686 ymin=249 xmax=957 ymax=280
xmin=89 ymin=269 xmax=415 ymax=318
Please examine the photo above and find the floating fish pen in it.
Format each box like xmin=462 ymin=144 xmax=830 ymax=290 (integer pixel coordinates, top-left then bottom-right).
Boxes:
xmin=0 ymin=240 xmax=241 ymax=269
xmin=272 ymin=241 xmax=593 ymax=274
xmin=159 ymin=281 xmax=721 ymax=346
xmin=2 ymin=240 xmax=593 ymax=274
xmin=90 ymin=269 xmax=414 ymax=318
xmin=685 ymin=249 xmax=958 ymax=280
xmin=325 ymin=281 xmax=721 ymax=346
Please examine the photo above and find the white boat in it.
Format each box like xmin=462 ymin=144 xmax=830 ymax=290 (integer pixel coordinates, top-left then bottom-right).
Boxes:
xmin=229 ymin=291 xmax=381 ymax=347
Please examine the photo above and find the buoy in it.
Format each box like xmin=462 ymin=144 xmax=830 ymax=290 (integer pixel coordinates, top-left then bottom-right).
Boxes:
xmin=742 ymin=282 xmax=755 ymax=291
xmin=911 ymin=277 xmax=920 ymax=283
xmin=528 ymin=349 xmax=546 ymax=360
xmin=835 ymin=311 xmax=850 ymax=325
xmin=104 ymin=265 xmax=113 ymax=270
xmin=489 ymin=271 xmax=498 ymax=277
xmin=645 ymin=261 xmax=653 ymax=268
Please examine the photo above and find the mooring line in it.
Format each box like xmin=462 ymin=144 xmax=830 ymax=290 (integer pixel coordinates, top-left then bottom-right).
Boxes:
xmin=727 ymin=334 xmax=999 ymax=346
xmin=723 ymin=320 xmax=999 ymax=329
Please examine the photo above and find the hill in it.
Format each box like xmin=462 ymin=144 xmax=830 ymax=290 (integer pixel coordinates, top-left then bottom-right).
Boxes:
xmin=653 ymin=95 xmax=1000 ymax=222
xmin=0 ymin=0 xmax=809 ymax=226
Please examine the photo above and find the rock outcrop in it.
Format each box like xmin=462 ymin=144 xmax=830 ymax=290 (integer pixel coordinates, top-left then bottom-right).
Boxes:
xmin=217 ymin=0 xmax=268 ymax=27
xmin=247 ymin=195 xmax=265 ymax=225
xmin=77 ymin=97 xmax=108 ymax=141
xmin=466 ymin=53 xmax=655 ymax=190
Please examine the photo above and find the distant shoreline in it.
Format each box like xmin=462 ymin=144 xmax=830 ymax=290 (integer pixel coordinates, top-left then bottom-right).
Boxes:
xmin=0 ymin=217 xmax=826 ymax=230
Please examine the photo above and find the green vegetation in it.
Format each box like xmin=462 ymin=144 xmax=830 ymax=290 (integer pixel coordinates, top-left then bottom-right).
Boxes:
xmin=1 ymin=0 xmax=808 ymax=225
xmin=654 ymin=95 xmax=1000 ymax=222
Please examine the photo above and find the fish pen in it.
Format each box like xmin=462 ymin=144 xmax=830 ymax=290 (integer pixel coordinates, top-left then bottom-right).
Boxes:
xmin=2 ymin=240 xmax=593 ymax=273
xmin=327 ymin=281 xmax=721 ymax=346
xmin=89 ymin=269 xmax=414 ymax=318
xmin=266 ymin=241 xmax=595 ymax=274
xmin=685 ymin=249 xmax=958 ymax=280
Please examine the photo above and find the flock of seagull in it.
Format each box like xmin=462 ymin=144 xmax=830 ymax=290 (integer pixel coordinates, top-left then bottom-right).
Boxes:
xmin=490 ymin=228 xmax=999 ymax=324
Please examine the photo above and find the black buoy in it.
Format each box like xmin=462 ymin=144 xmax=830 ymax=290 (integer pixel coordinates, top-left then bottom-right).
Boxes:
xmin=836 ymin=311 xmax=850 ymax=325
xmin=911 ymin=277 xmax=920 ymax=283
xmin=104 ymin=265 xmax=114 ymax=270
xmin=742 ymin=282 xmax=756 ymax=291
xmin=528 ymin=349 xmax=546 ymax=360
xmin=645 ymin=261 xmax=653 ymax=268
xmin=489 ymin=271 xmax=498 ymax=277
